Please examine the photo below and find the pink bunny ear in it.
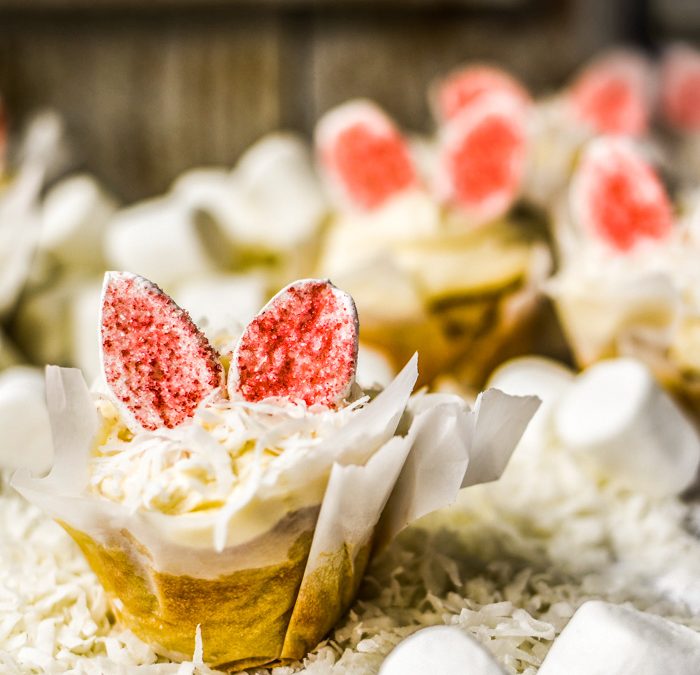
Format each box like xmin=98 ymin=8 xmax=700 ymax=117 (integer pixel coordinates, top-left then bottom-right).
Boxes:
xmin=315 ymin=100 xmax=418 ymax=211
xmin=436 ymin=93 xmax=528 ymax=224
xmin=660 ymin=43 xmax=700 ymax=133
xmin=230 ymin=279 xmax=358 ymax=408
xmin=100 ymin=272 xmax=223 ymax=430
xmin=431 ymin=64 xmax=531 ymax=124
xmin=571 ymin=138 xmax=673 ymax=252
xmin=567 ymin=50 xmax=654 ymax=137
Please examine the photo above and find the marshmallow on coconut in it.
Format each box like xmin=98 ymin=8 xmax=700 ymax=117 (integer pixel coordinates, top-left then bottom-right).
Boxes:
xmin=538 ymin=601 xmax=700 ymax=675
xmin=488 ymin=356 xmax=574 ymax=455
xmin=554 ymin=358 xmax=700 ymax=497
xmin=379 ymin=625 xmax=505 ymax=675
xmin=39 ymin=174 xmax=117 ymax=271
xmin=105 ymin=197 xmax=229 ymax=290
xmin=0 ymin=366 xmax=52 ymax=475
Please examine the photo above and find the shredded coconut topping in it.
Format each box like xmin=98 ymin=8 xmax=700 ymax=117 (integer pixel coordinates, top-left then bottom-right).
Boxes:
xmin=89 ymin=393 xmax=369 ymax=516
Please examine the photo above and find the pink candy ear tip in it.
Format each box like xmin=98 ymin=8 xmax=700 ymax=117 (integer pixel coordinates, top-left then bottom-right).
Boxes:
xmin=100 ymin=271 xmax=223 ymax=431
xmin=572 ymin=139 xmax=673 ymax=251
xmin=432 ymin=64 xmax=532 ymax=123
xmin=230 ymin=278 xmax=359 ymax=408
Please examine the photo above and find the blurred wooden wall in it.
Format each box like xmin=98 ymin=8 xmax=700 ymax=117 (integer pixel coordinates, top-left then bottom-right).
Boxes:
xmin=0 ymin=0 xmax=692 ymax=201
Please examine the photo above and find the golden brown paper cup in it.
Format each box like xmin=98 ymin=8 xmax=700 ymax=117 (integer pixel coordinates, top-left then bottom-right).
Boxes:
xmin=59 ymin=509 xmax=372 ymax=671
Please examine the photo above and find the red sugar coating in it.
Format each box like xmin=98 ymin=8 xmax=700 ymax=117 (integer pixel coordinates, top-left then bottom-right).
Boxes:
xmin=446 ymin=113 xmax=525 ymax=214
xmin=101 ymin=272 xmax=222 ymax=430
xmin=578 ymin=144 xmax=673 ymax=252
xmin=569 ymin=61 xmax=649 ymax=136
xmin=661 ymin=47 xmax=700 ymax=133
xmin=234 ymin=280 xmax=358 ymax=407
xmin=330 ymin=122 xmax=416 ymax=210
xmin=436 ymin=66 xmax=530 ymax=122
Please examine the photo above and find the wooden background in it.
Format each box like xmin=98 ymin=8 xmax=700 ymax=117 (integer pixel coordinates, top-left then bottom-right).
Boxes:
xmin=0 ymin=0 xmax=697 ymax=201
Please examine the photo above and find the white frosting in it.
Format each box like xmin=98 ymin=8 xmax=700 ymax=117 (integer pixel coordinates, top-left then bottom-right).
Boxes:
xmin=89 ymin=391 xmax=369 ymax=519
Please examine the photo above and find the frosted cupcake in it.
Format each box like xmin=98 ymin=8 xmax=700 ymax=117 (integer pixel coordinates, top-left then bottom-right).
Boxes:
xmin=547 ymin=135 xmax=700 ymax=414
xmin=13 ymin=272 xmax=537 ymax=669
xmin=315 ymin=98 xmax=549 ymax=388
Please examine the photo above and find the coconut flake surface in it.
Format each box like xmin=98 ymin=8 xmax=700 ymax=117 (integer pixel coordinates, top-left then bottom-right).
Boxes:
xmin=3 ymin=404 xmax=700 ymax=673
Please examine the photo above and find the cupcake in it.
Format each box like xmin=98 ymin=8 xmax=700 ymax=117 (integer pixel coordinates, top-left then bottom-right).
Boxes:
xmin=659 ymin=43 xmax=700 ymax=188
xmin=315 ymin=98 xmax=550 ymax=389
xmin=13 ymin=272 xmax=538 ymax=670
xmin=547 ymin=135 xmax=700 ymax=414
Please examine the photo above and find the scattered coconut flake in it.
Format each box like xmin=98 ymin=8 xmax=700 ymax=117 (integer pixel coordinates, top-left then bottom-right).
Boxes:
xmin=100 ymin=272 xmax=223 ymax=431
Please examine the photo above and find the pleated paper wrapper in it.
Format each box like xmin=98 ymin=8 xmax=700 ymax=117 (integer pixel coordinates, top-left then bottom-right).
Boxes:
xmin=12 ymin=356 xmax=538 ymax=671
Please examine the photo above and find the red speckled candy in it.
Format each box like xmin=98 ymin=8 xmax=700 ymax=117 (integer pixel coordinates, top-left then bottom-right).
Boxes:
xmin=433 ymin=65 xmax=531 ymax=123
xmin=100 ymin=272 xmax=222 ymax=430
xmin=231 ymin=279 xmax=358 ymax=407
xmin=316 ymin=102 xmax=417 ymax=211
xmin=572 ymin=139 xmax=673 ymax=252
xmin=440 ymin=97 xmax=528 ymax=223
xmin=568 ymin=51 xmax=652 ymax=136
xmin=661 ymin=44 xmax=700 ymax=133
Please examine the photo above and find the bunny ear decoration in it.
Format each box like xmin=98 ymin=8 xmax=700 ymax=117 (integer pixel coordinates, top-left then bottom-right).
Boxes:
xmin=436 ymin=93 xmax=529 ymax=225
xmin=430 ymin=64 xmax=531 ymax=124
xmin=315 ymin=100 xmax=418 ymax=212
xmin=570 ymin=138 xmax=673 ymax=253
xmin=100 ymin=272 xmax=223 ymax=431
xmin=567 ymin=50 xmax=654 ymax=137
xmin=229 ymin=279 xmax=359 ymax=408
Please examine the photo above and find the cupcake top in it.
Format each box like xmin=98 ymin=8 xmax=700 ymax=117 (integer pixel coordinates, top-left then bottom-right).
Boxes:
xmin=90 ymin=272 xmax=404 ymax=544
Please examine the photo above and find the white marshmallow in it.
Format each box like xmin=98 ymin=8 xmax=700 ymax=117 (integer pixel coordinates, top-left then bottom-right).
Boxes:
xmin=104 ymin=197 xmax=227 ymax=289
xmin=39 ymin=174 xmax=117 ymax=270
xmin=488 ymin=357 xmax=574 ymax=453
xmin=554 ymin=358 xmax=700 ymax=496
xmin=0 ymin=366 xmax=52 ymax=475
xmin=356 ymin=343 xmax=396 ymax=390
xmin=233 ymin=133 xmax=328 ymax=248
xmin=172 ymin=273 xmax=266 ymax=343
xmin=69 ymin=280 xmax=103 ymax=382
xmin=379 ymin=625 xmax=505 ymax=675
xmin=538 ymin=601 xmax=700 ymax=675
